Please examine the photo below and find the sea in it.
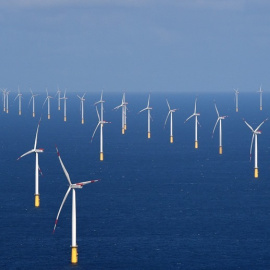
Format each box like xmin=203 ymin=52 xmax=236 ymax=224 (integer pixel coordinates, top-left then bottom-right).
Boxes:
xmin=1 ymin=92 xmax=270 ymax=269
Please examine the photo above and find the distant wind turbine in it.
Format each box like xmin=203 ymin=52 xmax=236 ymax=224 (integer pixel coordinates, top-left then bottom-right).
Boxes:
xmin=43 ymin=89 xmax=53 ymax=119
xmin=139 ymin=94 xmax=152 ymax=139
xmin=234 ymin=89 xmax=239 ymax=112
xmin=53 ymin=146 xmax=99 ymax=264
xmin=17 ymin=119 xmax=44 ymax=207
xmin=2 ymin=88 xmax=6 ymax=112
xmin=243 ymin=118 xmax=268 ymax=178
xmin=77 ymin=93 xmax=86 ymax=124
xmin=212 ymin=103 xmax=227 ymax=154
xmin=14 ymin=87 xmax=23 ymax=115
xmin=92 ymin=91 xmax=111 ymax=161
xmin=164 ymin=99 xmax=178 ymax=143
xmin=184 ymin=98 xmax=200 ymax=149
xmin=5 ymin=90 xmax=10 ymax=113
xmin=114 ymin=93 xmax=128 ymax=134
xmin=29 ymin=90 xmax=38 ymax=117
xmin=60 ymin=90 xmax=68 ymax=121
xmin=56 ymin=88 xmax=61 ymax=110
xmin=257 ymin=86 xmax=263 ymax=111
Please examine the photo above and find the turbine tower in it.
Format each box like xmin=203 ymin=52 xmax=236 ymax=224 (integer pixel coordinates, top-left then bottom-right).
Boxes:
xmin=234 ymin=89 xmax=239 ymax=112
xmin=114 ymin=92 xmax=128 ymax=134
xmin=29 ymin=90 xmax=38 ymax=117
xmin=14 ymin=87 xmax=23 ymax=115
xmin=92 ymin=91 xmax=111 ymax=161
xmin=56 ymin=88 xmax=61 ymax=110
xmin=243 ymin=118 xmax=268 ymax=178
xmin=257 ymin=86 xmax=263 ymax=111
xmin=5 ymin=91 xmax=10 ymax=113
xmin=53 ymin=146 xmax=99 ymax=264
xmin=77 ymin=93 xmax=86 ymax=124
xmin=164 ymin=99 xmax=178 ymax=143
xmin=2 ymin=89 xmax=6 ymax=112
xmin=43 ymin=89 xmax=53 ymax=119
xmin=139 ymin=94 xmax=152 ymax=139
xmin=184 ymin=98 xmax=200 ymax=149
xmin=17 ymin=119 xmax=44 ymax=207
xmin=212 ymin=103 xmax=227 ymax=154
xmin=60 ymin=90 xmax=68 ymax=121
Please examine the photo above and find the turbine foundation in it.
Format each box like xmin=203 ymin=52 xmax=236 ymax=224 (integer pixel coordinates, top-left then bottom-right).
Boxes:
xmin=6 ymin=109 xmax=8 ymax=114
xmin=260 ymin=106 xmax=262 ymax=111
xmin=170 ymin=136 xmax=173 ymax=143
xmin=219 ymin=146 xmax=223 ymax=155
xmin=35 ymin=194 xmax=40 ymax=207
xmin=195 ymin=141 xmax=198 ymax=149
xmin=33 ymin=112 xmax=35 ymax=117
xmin=19 ymin=110 xmax=21 ymax=115
xmin=82 ymin=119 xmax=84 ymax=124
xmin=64 ymin=116 xmax=67 ymax=122
xmin=122 ymin=128 xmax=125 ymax=134
xmin=100 ymin=152 xmax=104 ymax=161
xmin=148 ymin=132 xmax=151 ymax=139
xmin=254 ymin=168 xmax=259 ymax=178
xmin=124 ymin=124 xmax=127 ymax=130
xmin=236 ymin=108 xmax=238 ymax=112
xmin=58 ymin=106 xmax=60 ymax=111
xmin=71 ymin=246 xmax=78 ymax=264
xmin=48 ymin=114 xmax=50 ymax=120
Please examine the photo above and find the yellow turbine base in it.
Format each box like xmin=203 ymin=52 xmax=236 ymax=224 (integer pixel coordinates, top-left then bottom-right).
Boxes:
xmin=19 ymin=111 xmax=21 ymax=115
xmin=58 ymin=106 xmax=60 ymax=111
xmin=71 ymin=246 xmax=78 ymax=264
xmin=6 ymin=109 xmax=8 ymax=114
xmin=122 ymin=128 xmax=125 ymax=134
xmin=236 ymin=108 xmax=238 ymax=112
xmin=170 ymin=136 xmax=173 ymax=143
xmin=124 ymin=124 xmax=127 ymax=130
xmin=35 ymin=194 xmax=40 ymax=208
xmin=64 ymin=116 xmax=67 ymax=122
xmin=254 ymin=168 xmax=259 ymax=178
xmin=100 ymin=152 xmax=104 ymax=161
xmin=195 ymin=141 xmax=198 ymax=149
xmin=82 ymin=119 xmax=84 ymax=124
xmin=219 ymin=146 xmax=223 ymax=155
xmin=33 ymin=112 xmax=35 ymax=117
xmin=148 ymin=132 xmax=151 ymax=139
xmin=260 ymin=106 xmax=262 ymax=111
xmin=48 ymin=114 xmax=50 ymax=120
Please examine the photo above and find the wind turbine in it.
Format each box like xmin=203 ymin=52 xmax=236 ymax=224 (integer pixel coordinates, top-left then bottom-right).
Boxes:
xmin=243 ymin=118 xmax=268 ymax=178
xmin=17 ymin=119 xmax=44 ymax=207
xmin=29 ymin=90 xmax=38 ymax=117
xmin=114 ymin=93 xmax=128 ymax=134
xmin=212 ymin=103 xmax=228 ymax=154
xmin=56 ymin=88 xmax=61 ymax=110
xmin=92 ymin=91 xmax=111 ymax=161
xmin=2 ymin=89 xmax=6 ymax=112
xmin=234 ymin=89 xmax=239 ymax=112
xmin=5 ymin=90 xmax=10 ymax=113
xmin=77 ymin=93 xmax=86 ymax=124
xmin=184 ymin=98 xmax=200 ymax=149
xmin=60 ymin=90 xmax=68 ymax=121
xmin=53 ymin=146 xmax=99 ymax=264
xmin=43 ymin=89 xmax=53 ymax=119
xmin=139 ymin=94 xmax=152 ymax=139
xmin=164 ymin=99 xmax=178 ymax=143
xmin=258 ymin=86 xmax=263 ymax=111
xmin=14 ymin=87 xmax=23 ymax=115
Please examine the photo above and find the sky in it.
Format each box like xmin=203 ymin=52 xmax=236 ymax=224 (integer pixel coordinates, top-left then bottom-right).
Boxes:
xmin=1 ymin=0 xmax=270 ymax=93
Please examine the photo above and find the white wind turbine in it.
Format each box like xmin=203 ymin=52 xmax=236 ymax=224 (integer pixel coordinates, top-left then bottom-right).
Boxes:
xmin=17 ymin=119 xmax=44 ymax=207
xmin=43 ymin=89 xmax=53 ymax=119
xmin=257 ymin=86 xmax=263 ymax=111
xmin=2 ymin=88 xmax=6 ymax=112
xmin=212 ymin=103 xmax=228 ymax=154
xmin=114 ymin=93 xmax=128 ymax=134
xmin=184 ymin=98 xmax=200 ymax=149
xmin=244 ymin=118 xmax=268 ymax=178
xmin=29 ymin=90 xmax=38 ymax=117
xmin=77 ymin=93 xmax=86 ymax=124
xmin=60 ymin=90 xmax=68 ymax=121
xmin=56 ymin=88 xmax=61 ymax=110
xmin=53 ymin=146 xmax=99 ymax=264
xmin=234 ymin=89 xmax=239 ymax=112
xmin=14 ymin=87 xmax=23 ymax=115
xmin=164 ymin=99 xmax=178 ymax=143
xmin=5 ymin=90 xmax=10 ymax=113
xmin=139 ymin=94 xmax=152 ymax=139
xmin=92 ymin=91 xmax=111 ymax=161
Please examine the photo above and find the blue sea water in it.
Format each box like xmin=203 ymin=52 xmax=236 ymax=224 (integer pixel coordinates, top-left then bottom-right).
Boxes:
xmin=1 ymin=92 xmax=270 ymax=269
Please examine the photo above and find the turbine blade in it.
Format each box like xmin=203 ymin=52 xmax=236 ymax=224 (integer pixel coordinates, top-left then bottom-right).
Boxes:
xmin=96 ymin=106 xmax=100 ymax=122
xmin=53 ymin=187 xmax=71 ymax=233
xmin=55 ymin=146 xmax=72 ymax=185
xmin=194 ymin=98 xmax=197 ymax=114
xmin=166 ymin=99 xmax=170 ymax=110
xmin=255 ymin=118 xmax=268 ymax=132
xmin=75 ymin=179 xmax=100 ymax=186
xmin=214 ymin=103 xmax=219 ymax=117
xmin=34 ymin=118 xmax=41 ymax=150
xmin=184 ymin=114 xmax=194 ymax=123
xmin=91 ymin=122 xmax=101 ymax=143
xmin=250 ymin=134 xmax=255 ymax=161
xmin=244 ymin=120 xmax=255 ymax=133
xmin=147 ymin=94 xmax=150 ymax=107
xmin=138 ymin=107 xmax=147 ymax=114
xmin=212 ymin=118 xmax=219 ymax=138
xmin=42 ymin=97 xmax=48 ymax=108
xmin=17 ymin=149 xmax=35 ymax=160
xmin=164 ymin=112 xmax=170 ymax=128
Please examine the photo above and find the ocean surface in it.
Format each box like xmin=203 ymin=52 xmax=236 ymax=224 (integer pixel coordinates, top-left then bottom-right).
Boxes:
xmin=1 ymin=92 xmax=270 ymax=269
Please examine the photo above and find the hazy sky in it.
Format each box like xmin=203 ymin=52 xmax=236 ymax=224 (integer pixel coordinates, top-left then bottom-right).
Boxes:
xmin=1 ymin=0 xmax=270 ymax=92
